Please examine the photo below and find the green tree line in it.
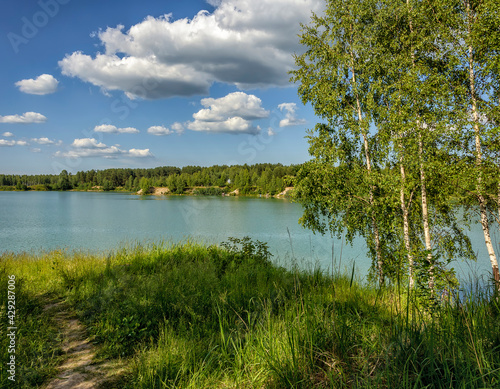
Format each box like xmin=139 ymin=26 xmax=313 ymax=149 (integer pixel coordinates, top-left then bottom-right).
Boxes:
xmin=0 ymin=163 xmax=298 ymax=195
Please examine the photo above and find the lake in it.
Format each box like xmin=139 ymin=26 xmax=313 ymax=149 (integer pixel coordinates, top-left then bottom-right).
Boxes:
xmin=0 ymin=191 xmax=497 ymax=281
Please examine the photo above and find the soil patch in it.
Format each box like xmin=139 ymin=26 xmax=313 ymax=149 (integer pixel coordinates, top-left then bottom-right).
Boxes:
xmin=275 ymin=186 xmax=294 ymax=198
xmin=43 ymin=300 xmax=126 ymax=389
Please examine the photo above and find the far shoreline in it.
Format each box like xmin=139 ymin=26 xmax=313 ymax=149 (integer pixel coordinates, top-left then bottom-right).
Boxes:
xmin=0 ymin=185 xmax=295 ymax=199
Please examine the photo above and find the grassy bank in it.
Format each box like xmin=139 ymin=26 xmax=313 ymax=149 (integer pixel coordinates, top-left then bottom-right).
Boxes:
xmin=1 ymin=240 xmax=499 ymax=388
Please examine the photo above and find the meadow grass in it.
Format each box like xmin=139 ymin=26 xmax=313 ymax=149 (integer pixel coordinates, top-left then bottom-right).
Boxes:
xmin=1 ymin=240 xmax=499 ymax=388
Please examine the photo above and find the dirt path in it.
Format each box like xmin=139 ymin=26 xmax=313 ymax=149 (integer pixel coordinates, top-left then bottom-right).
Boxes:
xmin=42 ymin=300 xmax=125 ymax=389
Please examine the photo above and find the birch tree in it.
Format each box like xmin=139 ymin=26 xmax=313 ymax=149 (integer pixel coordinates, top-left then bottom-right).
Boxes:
xmin=293 ymin=0 xmax=476 ymax=295
xmin=435 ymin=0 xmax=500 ymax=289
xmin=366 ymin=0 xmax=444 ymax=291
xmin=291 ymin=0 xmax=389 ymax=285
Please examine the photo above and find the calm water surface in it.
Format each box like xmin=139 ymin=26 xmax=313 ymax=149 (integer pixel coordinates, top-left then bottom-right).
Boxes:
xmin=0 ymin=191 xmax=497 ymax=280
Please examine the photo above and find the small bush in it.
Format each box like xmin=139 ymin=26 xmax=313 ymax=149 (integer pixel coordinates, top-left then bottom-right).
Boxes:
xmin=193 ymin=187 xmax=223 ymax=196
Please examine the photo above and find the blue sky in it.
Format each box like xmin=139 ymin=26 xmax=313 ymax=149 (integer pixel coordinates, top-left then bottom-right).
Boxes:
xmin=0 ymin=0 xmax=324 ymax=175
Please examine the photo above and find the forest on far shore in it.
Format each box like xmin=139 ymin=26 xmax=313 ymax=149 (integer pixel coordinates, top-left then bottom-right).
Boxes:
xmin=0 ymin=163 xmax=298 ymax=195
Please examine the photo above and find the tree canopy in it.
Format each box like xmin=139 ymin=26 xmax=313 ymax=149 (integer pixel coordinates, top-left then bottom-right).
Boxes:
xmin=292 ymin=0 xmax=499 ymax=296
xmin=0 ymin=163 xmax=299 ymax=196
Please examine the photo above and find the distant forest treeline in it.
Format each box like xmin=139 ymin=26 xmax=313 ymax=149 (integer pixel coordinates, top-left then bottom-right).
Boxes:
xmin=0 ymin=163 xmax=298 ymax=195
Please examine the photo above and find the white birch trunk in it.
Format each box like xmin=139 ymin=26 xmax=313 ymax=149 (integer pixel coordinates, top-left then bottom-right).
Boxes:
xmin=407 ymin=0 xmax=434 ymax=292
xmin=466 ymin=0 xmax=499 ymax=289
xmin=400 ymin=156 xmax=414 ymax=288
xmin=349 ymin=41 xmax=384 ymax=286
xmin=419 ymin=134 xmax=434 ymax=293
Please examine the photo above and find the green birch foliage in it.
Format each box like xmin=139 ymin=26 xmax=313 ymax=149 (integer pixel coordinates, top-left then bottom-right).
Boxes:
xmin=429 ymin=0 xmax=500 ymax=287
xmin=435 ymin=0 xmax=500 ymax=192
xmin=372 ymin=0 xmax=475 ymax=295
xmin=291 ymin=0 xmax=398 ymax=282
xmin=293 ymin=0 xmax=476 ymax=291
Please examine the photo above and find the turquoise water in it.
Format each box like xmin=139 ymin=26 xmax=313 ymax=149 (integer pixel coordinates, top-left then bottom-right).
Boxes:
xmin=0 ymin=191 xmax=497 ymax=280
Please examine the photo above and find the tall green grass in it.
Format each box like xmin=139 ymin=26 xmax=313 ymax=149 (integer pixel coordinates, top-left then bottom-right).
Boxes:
xmin=0 ymin=253 xmax=65 ymax=388
xmin=1 ymin=240 xmax=499 ymax=388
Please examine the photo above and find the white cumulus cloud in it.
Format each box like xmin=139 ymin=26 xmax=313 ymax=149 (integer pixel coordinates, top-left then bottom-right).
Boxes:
xmin=193 ymin=92 xmax=269 ymax=121
xmin=72 ymin=138 xmax=107 ymax=148
xmin=147 ymin=125 xmax=174 ymax=136
xmin=2 ymin=132 xmax=14 ymax=137
xmin=56 ymin=138 xmax=153 ymax=158
xmin=187 ymin=92 xmax=267 ymax=134
xmin=55 ymin=147 xmax=121 ymax=158
xmin=128 ymin=148 xmax=153 ymax=157
xmin=32 ymin=137 xmax=58 ymax=145
xmin=59 ymin=0 xmax=324 ymax=99
xmin=206 ymin=0 xmax=222 ymax=6
xmin=0 ymin=140 xmax=16 ymax=147
xmin=0 ymin=139 xmax=29 ymax=147
xmin=0 ymin=112 xmax=47 ymax=124
xmin=278 ymin=103 xmax=306 ymax=127
xmin=15 ymin=74 xmax=59 ymax=95
xmin=188 ymin=116 xmax=260 ymax=134
xmin=94 ymin=124 xmax=139 ymax=134
xmin=60 ymin=51 xmax=212 ymax=100
xmin=171 ymin=122 xmax=184 ymax=134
